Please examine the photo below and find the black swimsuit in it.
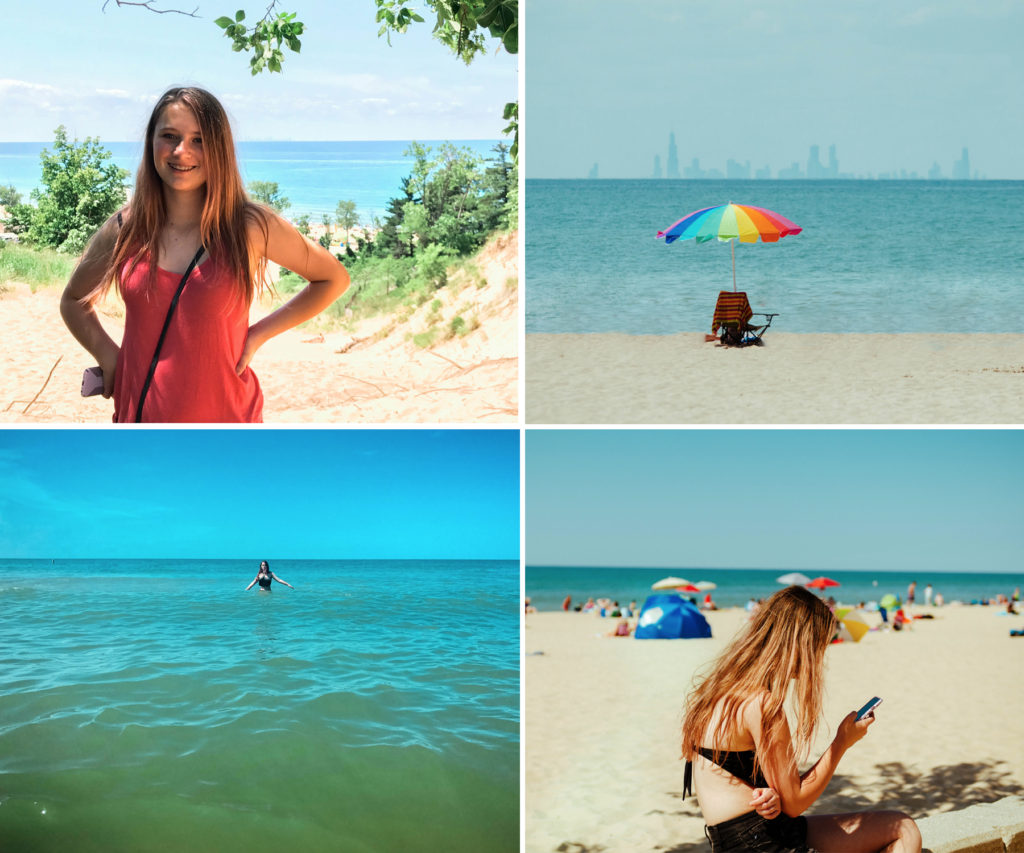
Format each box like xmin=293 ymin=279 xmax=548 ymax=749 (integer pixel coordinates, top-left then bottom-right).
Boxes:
xmin=684 ymin=748 xmax=766 ymax=797
xmin=257 ymin=573 xmax=272 ymax=589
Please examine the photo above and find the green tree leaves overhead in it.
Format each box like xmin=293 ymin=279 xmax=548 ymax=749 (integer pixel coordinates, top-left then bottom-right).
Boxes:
xmin=214 ymin=2 xmax=518 ymax=160
xmin=375 ymin=0 xmax=517 ymax=61
xmin=19 ymin=127 xmax=129 ymax=254
xmin=109 ymin=2 xmax=518 ymax=161
xmin=373 ymin=1 xmax=519 ymax=160
xmin=214 ymin=6 xmax=304 ymax=75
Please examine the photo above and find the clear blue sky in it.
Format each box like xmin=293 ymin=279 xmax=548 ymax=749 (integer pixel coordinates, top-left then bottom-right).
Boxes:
xmin=0 ymin=429 xmax=519 ymax=559
xmin=526 ymin=430 xmax=1024 ymax=572
xmin=525 ymin=0 xmax=1024 ymax=179
xmin=1 ymin=1 xmax=517 ymax=141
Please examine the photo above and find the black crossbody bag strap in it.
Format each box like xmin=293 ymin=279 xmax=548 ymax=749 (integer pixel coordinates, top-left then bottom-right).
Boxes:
xmin=134 ymin=246 xmax=206 ymax=422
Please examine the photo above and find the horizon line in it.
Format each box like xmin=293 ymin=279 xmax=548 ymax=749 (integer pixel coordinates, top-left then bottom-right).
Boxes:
xmin=526 ymin=564 xmax=1022 ymax=575
xmin=525 ymin=176 xmax=1022 ymax=183
xmin=8 ymin=555 xmax=519 ymax=563
xmin=0 ymin=136 xmax=505 ymax=145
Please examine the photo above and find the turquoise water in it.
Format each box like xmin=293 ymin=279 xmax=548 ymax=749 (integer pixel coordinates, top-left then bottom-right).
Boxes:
xmin=525 ymin=179 xmax=1024 ymax=333
xmin=0 ymin=139 xmax=502 ymax=221
xmin=0 ymin=558 xmax=519 ymax=852
xmin=526 ymin=566 xmax=1023 ymax=612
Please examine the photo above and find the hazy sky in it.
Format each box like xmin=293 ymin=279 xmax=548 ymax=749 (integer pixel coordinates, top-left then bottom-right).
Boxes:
xmin=525 ymin=0 xmax=1024 ymax=179
xmin=1 ymin=1 xmax=517 ymax=141
xmin=0 ymin=429 xmax=519 ymax=559
xmin=526 ymin=430 xmax=1024 ymax=572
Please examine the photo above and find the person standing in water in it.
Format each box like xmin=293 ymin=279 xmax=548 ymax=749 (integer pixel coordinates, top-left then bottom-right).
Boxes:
xmin=246 ymin=560 xmax=294 ymax=591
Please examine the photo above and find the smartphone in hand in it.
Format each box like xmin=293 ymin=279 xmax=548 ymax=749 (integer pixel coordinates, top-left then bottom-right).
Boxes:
xmin=856 ymin=696 xmax=883 ymax=720
xmin=81 ymin=366 xmax=104 ymax=397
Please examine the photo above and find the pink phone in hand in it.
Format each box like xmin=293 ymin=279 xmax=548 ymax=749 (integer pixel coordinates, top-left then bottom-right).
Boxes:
xmin=81 ymin=366 xmax=104 ymax=397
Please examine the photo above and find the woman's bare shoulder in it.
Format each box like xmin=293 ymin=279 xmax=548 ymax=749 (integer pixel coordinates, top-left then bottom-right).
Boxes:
xmin=244 ymin=202 xmax=279 ymax=246
xmin=738 ymin=691 xmax=771 ymax=735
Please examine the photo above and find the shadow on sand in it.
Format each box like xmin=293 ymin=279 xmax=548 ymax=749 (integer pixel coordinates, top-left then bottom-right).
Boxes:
xmin=552 ymin=760 xmax=1023 ymax=853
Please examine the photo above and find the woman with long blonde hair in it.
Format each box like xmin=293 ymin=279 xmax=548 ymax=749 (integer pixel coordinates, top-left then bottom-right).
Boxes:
xmin=61 ymin=86 xmax=350 ymax=422
xmin=681 ymin=586 xmax=921 ymax=852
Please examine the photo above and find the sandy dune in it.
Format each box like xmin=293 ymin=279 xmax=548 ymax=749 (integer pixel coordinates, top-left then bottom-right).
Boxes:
xmin=0 ymin=233 xmax=517 ymax=424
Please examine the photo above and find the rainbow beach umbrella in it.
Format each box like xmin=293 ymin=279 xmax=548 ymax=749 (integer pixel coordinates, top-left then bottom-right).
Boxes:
xmin=656 ymin=203 xmax=802 ymax=292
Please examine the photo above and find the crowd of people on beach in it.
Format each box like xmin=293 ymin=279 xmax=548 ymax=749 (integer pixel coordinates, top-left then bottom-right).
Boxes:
xmin=526 ymin=581 xmax=1023 ymax=639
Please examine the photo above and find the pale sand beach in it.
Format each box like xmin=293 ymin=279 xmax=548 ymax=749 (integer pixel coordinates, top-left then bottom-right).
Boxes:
xmin=0 ymin=233 xmax=517 ymax=424
xmin=526 ymin=333 xmax=1024 ymax=424
xmin=525 ymin=607 xmax=1024 ymax=853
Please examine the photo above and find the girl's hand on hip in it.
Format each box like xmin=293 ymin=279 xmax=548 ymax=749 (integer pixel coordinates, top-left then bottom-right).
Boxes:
xmin=750 ymin=787 xmax=781 ymax=819
xmin=235 ymin=329 xmax=262 ymax=375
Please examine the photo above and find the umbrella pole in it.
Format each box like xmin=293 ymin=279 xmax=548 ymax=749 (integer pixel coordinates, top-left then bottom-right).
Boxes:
xmin=731 ymin=238 xmax=737 ymax=292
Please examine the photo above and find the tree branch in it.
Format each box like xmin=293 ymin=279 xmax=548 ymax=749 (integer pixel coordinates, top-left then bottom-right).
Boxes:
xmin=102 ymin=1 xmax=200 ymax=17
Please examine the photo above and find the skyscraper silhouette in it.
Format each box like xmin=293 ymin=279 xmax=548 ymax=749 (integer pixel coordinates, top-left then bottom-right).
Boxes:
xmin=666 ymin=133 xmax=680 ymax=180
xmin=807 ymin=145 xmax=824 ymax=179
xmin=952 ymin=148 xmax=970 ymax=180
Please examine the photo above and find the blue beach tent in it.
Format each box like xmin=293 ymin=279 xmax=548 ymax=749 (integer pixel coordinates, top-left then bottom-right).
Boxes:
xmin=635 ymin=594 xmax=712 ymax=640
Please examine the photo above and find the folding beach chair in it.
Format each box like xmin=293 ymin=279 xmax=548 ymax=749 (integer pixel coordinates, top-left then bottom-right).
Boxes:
xmin=710 ymin=291 xmax=778 ymax=347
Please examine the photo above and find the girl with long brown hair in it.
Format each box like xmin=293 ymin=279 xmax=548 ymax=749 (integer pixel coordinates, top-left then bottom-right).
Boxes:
xmin=681 ymin=586 xmax=921 ymax=852
xmin=61 ymin=86 xmax=350 ymax=422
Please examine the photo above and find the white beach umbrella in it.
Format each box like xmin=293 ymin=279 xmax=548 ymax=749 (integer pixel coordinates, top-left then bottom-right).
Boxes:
xmin=652 ymin=576 xmax=693 ymax=591
xmin=776 ymin=572 xmax=812 ymax=586
xmin=695 ymin=581 xmax=717 ymax=591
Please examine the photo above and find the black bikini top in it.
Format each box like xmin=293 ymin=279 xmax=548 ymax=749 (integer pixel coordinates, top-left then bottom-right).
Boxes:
xmin=683 ymin=748 xmax=767 ymax=798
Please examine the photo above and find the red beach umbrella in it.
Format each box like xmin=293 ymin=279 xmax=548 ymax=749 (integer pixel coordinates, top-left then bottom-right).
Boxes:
xmin=806 ymin=576 xmax=840 ymax=590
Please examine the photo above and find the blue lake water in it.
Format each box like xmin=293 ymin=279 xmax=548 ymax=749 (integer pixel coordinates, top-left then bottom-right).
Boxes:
xmin=526 ymin=565 xmax=1023 ymax=612
xmin=0 ymin=139 xmax=502 ymax=222
xmin=525 ymin=179 xmax=1024 ymax=333
xmin=0 ymin=558 xmax=519 ymax=852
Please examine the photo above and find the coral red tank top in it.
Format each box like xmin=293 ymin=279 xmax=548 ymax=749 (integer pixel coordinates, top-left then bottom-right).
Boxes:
xmin=113 ymin=254 xmax=263 ymax=423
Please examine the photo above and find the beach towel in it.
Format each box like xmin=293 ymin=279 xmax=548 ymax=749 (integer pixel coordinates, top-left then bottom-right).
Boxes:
xmin=711 ymin=291 xmax=754 ymax=335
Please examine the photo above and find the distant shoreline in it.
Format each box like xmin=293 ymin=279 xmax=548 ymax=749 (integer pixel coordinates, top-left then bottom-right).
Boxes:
xmin=1 ymin=138 xmax=506 ymax=219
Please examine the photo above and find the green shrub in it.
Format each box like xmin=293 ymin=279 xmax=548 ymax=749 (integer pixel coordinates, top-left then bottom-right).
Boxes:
xmin=412 ymin=328 xmax=440 ymax=348
xmin=27 ymin=126 xmax=128 ymax=254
